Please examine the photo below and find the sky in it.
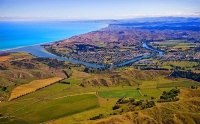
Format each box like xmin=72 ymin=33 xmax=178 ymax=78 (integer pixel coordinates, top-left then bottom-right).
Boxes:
xmin=0 ymin=0 xmax=200 ymax=20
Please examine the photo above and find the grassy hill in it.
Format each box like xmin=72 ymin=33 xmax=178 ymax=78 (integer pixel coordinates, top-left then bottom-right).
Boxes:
xmin=79 ymin=70 xmax=169 ymax=87
xmin=0 ymin=53 xmax=73 ymax=101
xmin=94 ymin=89 xmax=200 ymax=124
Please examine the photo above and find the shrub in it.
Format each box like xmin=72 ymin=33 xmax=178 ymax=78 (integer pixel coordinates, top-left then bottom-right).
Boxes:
xmin=112 ymin=104 xmax=120 ymax=110
xmin=146 ymin=101 xmax=155 ymax=108
xmin=191 ymin=86 xmax=198 ymax=89
xmin=90 ymin=114 xmax=104 ymax=120
xmin=129 ymin=98 xmax=135 ymax=103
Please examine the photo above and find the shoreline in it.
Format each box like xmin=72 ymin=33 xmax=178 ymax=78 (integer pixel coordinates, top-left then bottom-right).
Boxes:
xmin=0 ymin=39 xmax=66 ymax=52
xmin=0 ymin=21 xmax=108 ymax=52
xmin=0 ymin=22 xmax=164 ymax=68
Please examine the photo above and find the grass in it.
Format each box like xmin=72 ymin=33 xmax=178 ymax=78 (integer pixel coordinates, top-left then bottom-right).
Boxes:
xmin=12 ymin=94 xmax=99 ymax=123
xmin=0 ymin=83 xmax=71 ymax=115
xmin=140 ymin=88 xmax=163 ymax=99
xmin=140 ymin=80 xmax=158 ymax=89
xmin=46 ymin=97 xmax=118 ymax=124
xmin=60 ymin=78 xmax=80 ymax=85
xmin=8 ymin=77 xmax=63 ymax=101
xmin=0 ymin=117 xmax=29 ymax=124
xmin=98 ymin=89 xmax=141 ymax=98
xmin=157 ymin=80 xmax=200 ymax=88
xmin=14 ymin=83 xmax=71 ymax=101
xmin=151 ymin=40 xmax=198 ymax=50
xmin=9 ymin=52 xmax=34 ymax=59
xmin=161 ymin=61 xmax=198 ymax=68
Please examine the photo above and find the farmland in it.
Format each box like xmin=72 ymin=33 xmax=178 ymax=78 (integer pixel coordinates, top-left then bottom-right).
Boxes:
xmin=0 ymin=53 xmax=200 ymax=124
xmin=12 ymin=94 xmax=99 ymax=123
xmin=1 ymin=66 xmax=200 ymax=123
xmin=98 ymin=89 xmax=141 ymax=98
xmin=8 ymin=77 xmax=63 ymax=101
xmin=150 ymin=40 xmax=199 ymax=50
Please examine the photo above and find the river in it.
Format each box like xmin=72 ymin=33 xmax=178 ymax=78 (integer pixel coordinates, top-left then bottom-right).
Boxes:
xmin=142 ymin=42 xmax=165 ymax=55
xmin=7 ymin=42 xmax=164 ymax=68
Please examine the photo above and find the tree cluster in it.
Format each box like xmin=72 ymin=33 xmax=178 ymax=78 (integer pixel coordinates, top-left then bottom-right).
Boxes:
xmin=171 ymin=70 xmax=200 ymax=82
xmin=158 ymin=88 xmax=180 ymax=102
xmin=191 ymin=86 xmax=198 ymax=89
xmin=83 ymin=67 xmax=106 ymax=73
xmin=112 ymin=98 xmax=155 ymax=112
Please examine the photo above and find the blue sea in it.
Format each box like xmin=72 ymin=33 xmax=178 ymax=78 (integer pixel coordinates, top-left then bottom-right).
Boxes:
xmin=0 ymin=21 xmax=107 ymax=51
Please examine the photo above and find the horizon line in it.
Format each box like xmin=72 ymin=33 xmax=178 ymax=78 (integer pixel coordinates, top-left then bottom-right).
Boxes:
xmin=0 ymin=16 xmax=200 ymax=21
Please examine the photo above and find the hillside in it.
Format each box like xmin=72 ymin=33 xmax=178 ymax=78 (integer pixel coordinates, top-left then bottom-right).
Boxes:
xmin=0 ymin=53 xmax=73 ymax=101
xmin=94 ymin=89 xmax=200 ymax=124
xmin=79 ymin=70 xmax=169 ymax=87
xmin=0 ymin=54 xmax=200 ymax=123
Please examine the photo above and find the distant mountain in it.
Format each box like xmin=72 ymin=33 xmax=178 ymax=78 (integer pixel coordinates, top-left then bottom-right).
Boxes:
xmin=108 ymin=17 xmax=200 ymax=31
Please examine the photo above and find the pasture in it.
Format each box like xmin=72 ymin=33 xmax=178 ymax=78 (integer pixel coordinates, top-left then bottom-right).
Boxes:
xmin=151 ymin=40 xmax=198 ymax=50
xmin=8 ymin=77 xmax=62 ymax=101
xmin=12 ymin=94 xmax=99 ymax=123
xmin=161 ymin=61 xmax=198 ymax=68
xmin=98 ymin=89 xmax=141 ymax=98
xmin=140 ymin=88 xmax=162 ymax=99
xmin=60 ymin=78 xmax=80 ymax=84
xmin=9 ymin=52 xmax=34 ymax=59
xmin=157 ymin=80 xmax=200 ymax=88
xmin=1 ymin=66 xmax=200 ymax=124
xmin=0 ymin=117 xmax=29 ymax=124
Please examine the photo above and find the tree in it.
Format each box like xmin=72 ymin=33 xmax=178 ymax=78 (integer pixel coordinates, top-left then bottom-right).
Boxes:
xmin=2 ymin=86 xmax=7 ymax=91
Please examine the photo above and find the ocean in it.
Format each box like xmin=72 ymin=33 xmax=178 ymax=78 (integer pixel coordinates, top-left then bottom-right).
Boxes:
xmin=0 ymin=21 xmax=107 ymax=51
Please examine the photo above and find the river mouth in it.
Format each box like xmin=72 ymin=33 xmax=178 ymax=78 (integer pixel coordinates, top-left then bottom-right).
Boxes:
xmin=6 ymin=42 xmax=164 ymax=68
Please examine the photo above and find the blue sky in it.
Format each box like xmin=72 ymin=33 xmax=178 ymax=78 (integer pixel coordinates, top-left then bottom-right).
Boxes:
xmin=0 ymin=0 xmax=200 ymax=20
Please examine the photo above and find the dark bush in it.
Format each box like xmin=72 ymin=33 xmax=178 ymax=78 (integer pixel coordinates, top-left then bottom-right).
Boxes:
xmin=90 ymin=114 xmax=104 ymax=120
xmin=112 ymin=104 xmax=120 ymax=110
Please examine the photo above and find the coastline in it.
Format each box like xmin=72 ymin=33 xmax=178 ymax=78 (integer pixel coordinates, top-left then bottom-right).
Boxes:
xmin=1 ymin=21 xmax=165 ymax=68
xmin=0 ymin=39 xmax=65 ymax=52
xmin=0 ymin=25 xmax=109 ymax=52
xmin=0 ymin=21 xmax=108 ymax=52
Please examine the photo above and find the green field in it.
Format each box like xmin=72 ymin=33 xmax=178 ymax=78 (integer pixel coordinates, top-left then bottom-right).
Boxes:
xmin=151 ymin=40 xmax=198 ymax=50
xmin=10 ymin=94 xmax=99 ymax=123
xmin=60 ymin=78 xmax=80 ymax=84
xmin=158 ymin=81 xmax=200 ymax=88
xmin=98 ymin=89 xmax=141 ymax=98
xmin=140 ymin=88 xmax=163 ymax=99
xmin=161 ymin=61 xmax=198 ymax=68
xmin=0 ymin=117 xmax=29 ymax=124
